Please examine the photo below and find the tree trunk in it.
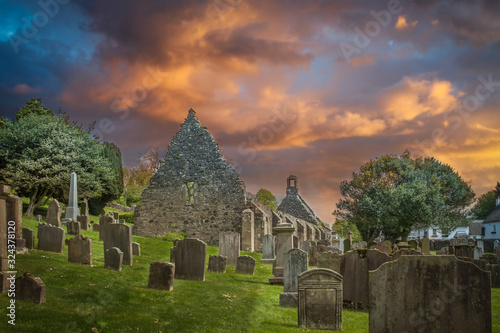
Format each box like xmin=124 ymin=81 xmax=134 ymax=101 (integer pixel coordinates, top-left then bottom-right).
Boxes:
xmin=25 ymin=188 xmax=39 ymax=216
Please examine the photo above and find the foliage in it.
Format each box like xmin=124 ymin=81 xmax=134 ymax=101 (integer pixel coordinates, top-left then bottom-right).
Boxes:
xmin=15 ymin=98 xmax=54 ymax=121
xmin=334 ymin=151 xmax=475 ymax=243
xmin=471 ymin=190 xmax=497 ymax=220
xmin=255 ymin=188 xmax=278 ymax=210
xmin=155 ymin=231 xmax=188 ymax=242
xmin=0 ymin=105 xmax=119 ymax=215
xmin=0 ymin=116 xmax=9 ymax=129
xmin=119 ymin=212 xmax=134 ymax=224
xmin=333 ymin=219 xmax=362 ymax=242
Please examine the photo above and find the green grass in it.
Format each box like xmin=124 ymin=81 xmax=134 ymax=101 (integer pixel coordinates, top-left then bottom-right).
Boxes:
xmin=0 ymin=212 xmax=498 ymax=332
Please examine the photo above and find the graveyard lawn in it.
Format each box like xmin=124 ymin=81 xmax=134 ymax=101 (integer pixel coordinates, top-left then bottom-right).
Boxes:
xmin=0 ymin=215 xmax=497 ymax=333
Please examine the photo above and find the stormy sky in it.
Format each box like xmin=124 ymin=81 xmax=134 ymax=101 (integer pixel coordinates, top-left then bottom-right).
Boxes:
xmin=2 ymin=0 xmax=500 ymax=226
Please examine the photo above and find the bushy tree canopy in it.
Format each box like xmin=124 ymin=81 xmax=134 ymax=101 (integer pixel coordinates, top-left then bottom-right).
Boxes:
xmin=0 ymin=100 xmax=123 ymax=215
xmin=256 ymin=188 xmax=278 ymax=210
xmin=471 ymin=188 xmax=498 ymax=220
xmin=334 ymin=151 xmax=475 ymax=243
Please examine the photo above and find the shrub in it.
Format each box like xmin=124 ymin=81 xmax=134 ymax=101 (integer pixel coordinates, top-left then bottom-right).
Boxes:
xmin=155 ymin=232 xmax=187 ymax=242
xmin=119 ymin=212 xmax=135 ymax=224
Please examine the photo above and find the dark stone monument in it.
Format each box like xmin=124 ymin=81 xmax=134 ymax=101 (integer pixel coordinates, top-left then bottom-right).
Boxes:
xmin=103 ymin=223 xmax=133 ymax=266
xmin=15 ymin=272 xmax=46 ymax=304
xmin=369 ymin=256 xmax=491 ymax=333
xmin=208 ymin=254 xmax=227 ymax=273
xmin=317 ymin=251 xmax=342 ymax=273
xmin=261 ymin=234 xmax=275 ymax=264
xmin=148 ymin=261 xmax=174 ymax=291
xmin=105 ymin=247 xmax=123 ymax=271
xmin=235 ymin=255 xmax=256 ymax=275
xmin=174 ymin=238 xmax=206 ymax=281
xmin=22 ymin=228 xmax=34 ymax=250
xmin=280 ymin=249 xmax=308 ymax=307
xmin=77 ymin=215 xmax=90 ymax=231
xmin=298 ymin=268 xmax=343 ymax=330
xmin=67 ymin=220 xmax=81 ymax=236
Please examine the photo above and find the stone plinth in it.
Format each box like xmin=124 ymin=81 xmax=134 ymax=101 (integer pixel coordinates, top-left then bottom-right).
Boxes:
xmin=270 ymin=223 xmax=295 ymax=285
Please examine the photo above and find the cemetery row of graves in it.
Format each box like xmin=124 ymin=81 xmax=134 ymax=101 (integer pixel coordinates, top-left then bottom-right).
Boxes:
xmin=1 ymin=189 xmax=500 ymax=332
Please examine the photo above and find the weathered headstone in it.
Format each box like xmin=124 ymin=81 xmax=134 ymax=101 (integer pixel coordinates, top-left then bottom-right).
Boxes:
xmin=280 ymin=249 xmax=308 ymax=307
xmin=36 ymin=215 xmax=42 ymax=222
xmin=105 ymin=247 xmax=123 ymax=271
xmin=68 ymin=235 xmax=92 ymax=265
xmin=235 ymin=255 xmax=256 ymax=275
xmin=421 ymin=237 xmax=430 ymax=254
xmin=67 ymin=220 xmax=81 ymax=236
xmin=132 ymin=242 xmax=141 ymax=256
xmin=343 ymin=239 xmax=351 ymax=253
xmin=270 ymin=223 xmax=295 ymax=284
xmin=219 ymin=232 xmax=240 ymax=266
xmin=487 ymin=264 xmax=500 ymax=288
xmin=293 ymin=235 xmax=299 ymax=249
xmin=22 ymin=228 xmax=34 ymax=250
xmin=174 ymin=238 xmax=206 ymax=281
xmin=474 ymin=246 xmax=483 ymax=260
xmin=148 ymin=261 xmax=174 ymax=291
xmin=103 ymin=223 xmax=133 ymax=266
xmin=341 ymin=249 xmax=391 ymax=309
xmin=367 ymin=241 xmax=376 ymax=249
xmin=38 ymin=223 xmax=65 ymax=253
xmin=453 ymin=244 xmax=475 ymax=259
xmin=261 ymin=234 xmax=275 ymax=264
xmin=298 ymin=268 xmax=343 ymax=330
xmin=391 ymin=248 xmax=423 ymax=260
xmin=241 ymin=209 xmax=254 ymax=252
xmin=15 ymin=272 xmax=46 ymax=304
xmin=208 ymin=255 xmax=227 ymax=273
xmin=46 ymin=199 xmax=62 ymax=227
xmin=300 ymin=240 xmax=316 ymax=256
xmin=382 ymin=240 xmax=392 ymax=254
xmin=92 ymin=223 xmax=100 ymax=232
xmin=65 ymin=172 xmax=80 ymax=221
xmin=309 ymin=245 xmax=331 ymax=266
xmin=113 ymin=212 xmax=119 ymax=222
xmin=369 ymin=256 xmax=492 ymax=333
xmin=99 ymin=214 xmax=114 ymax=241
xmin=408 ymin=240 xmax=418 ymax=250
xmin=80 ymin=201 xmax=88 ymax=216
xmin=371 ymin=244 xmax=390 ymax=255
xmin=77 ymin=215 xmax=90 ymax=231
xmin=317 ymin=251 xmax=342 ymax=273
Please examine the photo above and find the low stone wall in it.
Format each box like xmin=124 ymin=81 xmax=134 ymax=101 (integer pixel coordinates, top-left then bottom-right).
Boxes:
xmin=107 ymin=202 xmax=134 ymax=213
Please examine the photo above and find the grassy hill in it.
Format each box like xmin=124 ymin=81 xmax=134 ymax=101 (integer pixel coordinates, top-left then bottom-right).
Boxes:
xmin=0 ymin=211 xmax=498 ymax=332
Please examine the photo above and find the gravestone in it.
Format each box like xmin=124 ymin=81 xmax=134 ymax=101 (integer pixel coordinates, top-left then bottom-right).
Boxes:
xmin=148 ymin=261 xmax=174 ymax=291
xmin=421 ymin=237 xmax=430 ymax=254
xmin=298 ymin=268 xmax=343 ymax=330
xmin=132 ymin=242 xmax=141 ymax=256
xmin=309 ymin=245 xmax=331 ymax=266
xmin=68 ymin=235 xmax=92 ymax=265
xmin=80 ymin=201 xmax=88 ymax=216
xmin=67 ymin=220 xmax=81 ymax=235
xmin=494 ymin=240 xmax=499 ymax=251
xmin=343 ymin=239 xmax=351 ymax=253
xmin=453 ymin=244 xmax=475 ymax=259
xmin=270 ymin=223 xmax=295 ymax=284
xmin=261 ymin=234 xmax=275 ymax=264
xmin=174 ymin=238 xmax=206 ymax=281
xmin=293 ymin=235 xmax=299 ymax=249
xmin=38 ymin=223 xmax=65 ymax=253
xmin=46 ymin=199 xmax=62 ymax=227
xmin=317 ymin=251 xmax=342 ymax=273
xmin=367 ymin=241 xmax=376 ymax=249
xmin=99 ymin=214 xmax=114 ymax=241
xmin=113 ymin=212 xmax=119 ymax=222
xmin=241 ymin=209 xmax=254 ymax=252
xmin=15 ymin=272 xmax=46 ymax=304
xmin=458 ymin=257 xmax=487 ymax=271
xmin=235 ymin=255 xmax=256 ymax=275
xmin=169 ymin=247 xmax=176 ymax=263
xmin=408 ymin=240 xmax=418 ymax=250
xmin=331 ymin=240 xmax=342 ymax=252
xmin=65 ymin=172 xmax=80 ymax=221
xmin=496 ymin=246 xmax=500 ymax=259
xmin=300 ymin=240 xmax=316 ymax=256
xmin=92 ymin=223 xmax=100 ymax=232
xmin=103 ymin=223 xmax=133 ymax=266
xmin=105 ymin=247 xmax=123 ymax=271
xmin=317 ymin=239 xmax=330 ymax=247
xmin=280 ymin=249 xmax=308 ymax=307
xmin=371 ymin=244 xmax=390 ymax=255
xmin=36 ymin=215 xmax=42 ymax=222
xmin=208 ymin=255 xmax=227 ymax=273
xmin=487 ymin=264 xmax=500 ymax=288
xmin=391 ymin=248 xmax=423 ymax=260
xmin=474 ymin=246 xmax=483 ymax=260
xmin=341 ymin=249 xmax=391 ymax=309
xmin=481 ymin=254 xmax=498 ymax=265
xmin=382 ymin=240 xmax=392 ymax=254
xmin=219 ymin=232 xmax=240 ymax=266
xmin=369 ymin=256 xmax=491 ymax=333
xmin=77 ymin=215 xmax=89 ymax=231
xmin=22 ymin=228 xmax=34 ymax=250
xmin=119 ymin=219 xmax=125 ymax=224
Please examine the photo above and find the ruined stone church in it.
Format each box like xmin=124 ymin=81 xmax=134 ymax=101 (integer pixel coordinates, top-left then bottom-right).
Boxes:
xmin=135 ymin=108 xmax=330 ymax=248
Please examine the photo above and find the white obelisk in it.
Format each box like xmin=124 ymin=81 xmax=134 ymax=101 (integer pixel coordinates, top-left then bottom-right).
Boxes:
xmin=65 ymin=172 xmax=80 ymax=220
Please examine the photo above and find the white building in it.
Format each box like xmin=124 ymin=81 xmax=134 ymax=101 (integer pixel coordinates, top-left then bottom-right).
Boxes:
xmin=408 ymin=226 xmax=470 ymax=240
xmin=482 ymin=202 xmax=500 ymax=240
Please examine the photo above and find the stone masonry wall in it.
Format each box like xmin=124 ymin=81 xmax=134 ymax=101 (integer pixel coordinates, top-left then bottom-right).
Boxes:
xmin=134 ymin=109 xmax=247 ymax=246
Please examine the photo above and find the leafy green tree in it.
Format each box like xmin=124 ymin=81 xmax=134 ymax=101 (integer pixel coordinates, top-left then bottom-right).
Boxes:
xmin=0 ymin=116 xmax=9 ymax=129
xmin=15 ymin=98 xmax=54 ymax=121
xmin=333 ymin=219 xmax=362 ymax=242
xmin=334 ymin=151 xmax=475 ymax=243
xmin=471 ymin=189 xmax=497 ymax=220
xmin=0 ymin=113 xmax=117 ymax=216
xmin=255 ymin=188 xmax=278 ymax=210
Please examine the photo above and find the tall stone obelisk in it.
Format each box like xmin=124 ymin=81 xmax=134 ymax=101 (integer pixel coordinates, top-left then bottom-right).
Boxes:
xmin=65 ymin=172 xmax=80 ymax=221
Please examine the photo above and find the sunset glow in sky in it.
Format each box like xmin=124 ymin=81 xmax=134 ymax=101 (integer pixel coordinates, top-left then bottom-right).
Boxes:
xmin=2 ymin=0 xmax=500 ymax=226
